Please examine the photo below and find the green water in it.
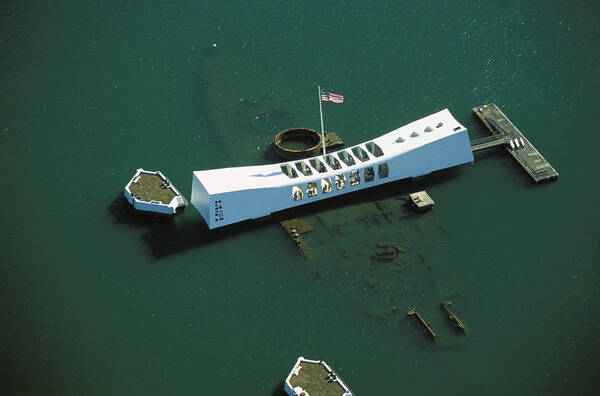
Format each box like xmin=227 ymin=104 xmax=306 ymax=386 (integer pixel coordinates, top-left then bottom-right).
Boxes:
xmin=2 ymin=1 xmax=599 ymax=395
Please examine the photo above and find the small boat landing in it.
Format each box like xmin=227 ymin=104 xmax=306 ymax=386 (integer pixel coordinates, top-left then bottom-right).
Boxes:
xmin=124 ymin=169 xmax=186 ymax=215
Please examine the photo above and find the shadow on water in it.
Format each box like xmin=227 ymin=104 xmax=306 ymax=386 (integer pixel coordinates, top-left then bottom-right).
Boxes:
xmin=141 ymin=216 xmax=272 ymax=259
xmin=105 ymin=186 xmax=273 ymax=260
xmin=471 ymin=145 xmax=512 ymax=162
xmin=140 ymin=167 xmax=465 ymax=259
xmin=269 ymin=381 xmax=287 ymax=396
xmin=262 ymin=142 xmax=285 ymax=164
xmin=107 ymin=193 xmax=176 ymax=228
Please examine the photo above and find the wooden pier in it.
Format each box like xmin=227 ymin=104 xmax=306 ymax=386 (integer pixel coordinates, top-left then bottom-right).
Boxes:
xmin=472 ymin=104 xmax=558 ymax=183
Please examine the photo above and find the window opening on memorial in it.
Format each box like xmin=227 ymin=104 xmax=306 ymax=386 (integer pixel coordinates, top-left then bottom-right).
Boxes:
xmin=436 ymin=122 xmax=443 ymax=128
xmin=325 ymin=154 xmax=342 ymax=170
xmin=335 ymin=174 xmax=346 ymax=190
xmin=292 ymin=185 xmax=303 ymax=201
xmin=364 ymin=167 xmax=375 ymax=182
xmin=294 ymin=161 xmax=313 ymax=176
xmin=280 ymin=164 xmax=298 ymax=178
xmin=395 ymin=137 xmax=405 ymax=143
xmin=338 ymin=150 xmax=356 ymax=167
xmin=410 ymin=131 xmax=419 ymax=138
xmin=321 ymin=177 xmax=333 ymax=193
xmin=309 ymin=158 xmax=327 ymax=173
xmin=378 ymin=163 xmax=389 ymax=178
xmin=349 ymin=170 xmax=360 ymax=186
xmin=306 ymin=182 xmax=318 ymax=198
xmin=424 ymin=126 xmax=433 ymax=133
xmin=365 ymin=142 xmax=384 ymax=157
xmin=351 ymin=146 xmax=370 ymax=162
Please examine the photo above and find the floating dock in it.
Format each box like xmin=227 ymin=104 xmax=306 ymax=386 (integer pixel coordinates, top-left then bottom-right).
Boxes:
xmin=472 ymin=104 xmax=558 ymax=183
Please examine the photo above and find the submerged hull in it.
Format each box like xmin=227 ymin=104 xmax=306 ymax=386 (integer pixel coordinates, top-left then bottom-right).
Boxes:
xmin=191 ymin=109 xmax=473 ymax=229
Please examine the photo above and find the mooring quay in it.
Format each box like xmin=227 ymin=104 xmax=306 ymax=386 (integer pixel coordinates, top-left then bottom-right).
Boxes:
xmin=470 ymin=103 xmax=558 ymax=183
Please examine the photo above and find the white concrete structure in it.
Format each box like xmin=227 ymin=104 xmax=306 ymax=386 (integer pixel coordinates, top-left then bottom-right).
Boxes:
xmin=124 ymin=169 xmax=186 ymax=215
xmin=191 ymin=109 xmax=473 ymax=229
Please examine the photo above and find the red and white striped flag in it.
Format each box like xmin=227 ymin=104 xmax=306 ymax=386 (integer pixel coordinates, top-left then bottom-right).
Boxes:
xmin=321 ymin=90 xmax=344 ymax=103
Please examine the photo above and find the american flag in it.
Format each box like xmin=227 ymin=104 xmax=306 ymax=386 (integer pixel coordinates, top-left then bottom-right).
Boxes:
xmin=321 ymin=90 xmax=344 ymax=103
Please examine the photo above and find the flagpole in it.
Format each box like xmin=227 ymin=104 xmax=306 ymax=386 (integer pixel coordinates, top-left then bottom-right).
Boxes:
xmin=318 ymin=85 xmax=326 ymax=157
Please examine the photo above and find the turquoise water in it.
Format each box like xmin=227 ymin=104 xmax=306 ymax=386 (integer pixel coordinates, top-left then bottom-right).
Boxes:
xmin=2 ymin=1 xmax=599 ymax=394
